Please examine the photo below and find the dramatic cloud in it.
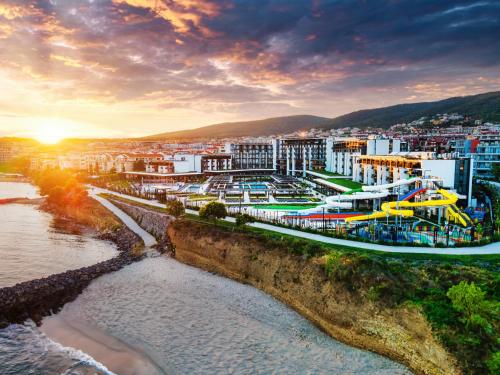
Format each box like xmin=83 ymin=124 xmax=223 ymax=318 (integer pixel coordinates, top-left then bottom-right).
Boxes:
xmin=0 ymin=0 xmax=499 ymax=138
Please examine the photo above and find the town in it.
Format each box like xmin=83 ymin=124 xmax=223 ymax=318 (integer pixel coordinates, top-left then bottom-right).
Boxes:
xmin=1 ymin=0 xmax=499 ymax=373
xmin=5 ymin=114 xmax=498 ymax=248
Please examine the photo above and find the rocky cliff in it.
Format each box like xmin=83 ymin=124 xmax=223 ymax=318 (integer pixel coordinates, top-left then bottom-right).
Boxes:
xmin=168 ymin=220 xmax=460 ymax=375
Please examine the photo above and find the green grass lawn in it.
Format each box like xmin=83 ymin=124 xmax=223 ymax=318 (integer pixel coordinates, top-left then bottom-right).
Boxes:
xmin=253 ymin=204 xmax=321 ymax=210
xmin=326 ymin=178 xmax=363 ymax=189
xmin=312 ymin=169 xmax=343 ymax=177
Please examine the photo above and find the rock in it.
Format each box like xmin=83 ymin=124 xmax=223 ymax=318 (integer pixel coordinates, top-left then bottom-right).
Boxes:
xmin=0 ymin=226 xmax=143 ymax=327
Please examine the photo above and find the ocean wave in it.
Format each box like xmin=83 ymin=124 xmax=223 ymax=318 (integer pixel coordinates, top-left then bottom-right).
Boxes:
xmin=0 ymin=323 xmax=116 ymax=375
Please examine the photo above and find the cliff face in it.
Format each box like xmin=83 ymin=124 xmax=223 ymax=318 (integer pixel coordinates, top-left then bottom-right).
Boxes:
xmin=168 ymin=221 xmax=460 ymax=375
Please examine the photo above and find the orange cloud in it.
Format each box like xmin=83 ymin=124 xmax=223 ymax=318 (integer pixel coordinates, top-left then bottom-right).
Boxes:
xmin=0 ymin=4 xmax=33 ymax=20
xmin=113 ymin=0 xmax=223 ymax=36
xmin=0 ymin=23 xmax=12 ymax=38
xmin=50 ymin=54 xmax=84 ymax=68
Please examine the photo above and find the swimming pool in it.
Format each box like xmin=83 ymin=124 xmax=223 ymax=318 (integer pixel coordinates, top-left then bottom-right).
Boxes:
xmin=186 ymin=184 xmax=201 ymax=193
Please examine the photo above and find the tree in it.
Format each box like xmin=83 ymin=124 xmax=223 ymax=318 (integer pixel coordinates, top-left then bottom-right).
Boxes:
xmin=35 ymin=169 xmax=88 ymax=208
xmin=235 ymin=213 xmax=254 ymax=227
xmin=487 ymin=351 xmax=500 ymax=375
xmin=166 ymin=200 xmax=185 ymax=217
xmin=446 ymin=281 xmax=490 ymax=330
xmin=492 ymin=163 xmax=500 ymax=181
xmin=47 ymin=186 xmax=65 ymax=205
xmin=199 ymin=201 xmax=227 ymax=220
xmin=476 ymin=223 xmax=484 ymax=239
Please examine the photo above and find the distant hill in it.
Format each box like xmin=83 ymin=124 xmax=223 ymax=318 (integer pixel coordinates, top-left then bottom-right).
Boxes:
xmin=143 ymin=115 xmax=331 ymax=140
xmin=327 ymin=91 xmax=500 ymax=129
xmin=143 ymin=91 xmax=500 ymax=140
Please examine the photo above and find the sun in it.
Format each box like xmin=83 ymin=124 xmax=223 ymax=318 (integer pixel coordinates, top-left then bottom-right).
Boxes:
xmin=34 ymin=121 xmax=71 ymax=144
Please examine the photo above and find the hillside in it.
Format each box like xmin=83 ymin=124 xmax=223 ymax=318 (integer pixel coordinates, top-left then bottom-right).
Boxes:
xmin=327 ymin=91 xmax=500 ymax=129
xmin=143 ymin=115 xmax=331 ymax=140
xmin=144 ymin=91 xmax=500 ymax=140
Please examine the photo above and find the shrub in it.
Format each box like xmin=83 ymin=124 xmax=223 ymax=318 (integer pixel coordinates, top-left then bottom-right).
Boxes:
xmin=166 ymin=200 xmax=185 ymax=217
xmin=131 ymin=243 xmax=144 ymax=258
xmin=487 ymin=351 xmax=500 ymax=375
xmin=199 ymin=201 xmax=227 ymax=220
xmin=235 ymin=213 xmax=254 ymax=227
xmin=446 ymin=281 xmax=491 ymax=331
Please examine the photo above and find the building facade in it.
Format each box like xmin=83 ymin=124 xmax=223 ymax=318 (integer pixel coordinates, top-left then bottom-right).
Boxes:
xmin=276 ymin=138 xmax=327 ymax=176
xmin=230 ymin=142 xmax=275 ymax=170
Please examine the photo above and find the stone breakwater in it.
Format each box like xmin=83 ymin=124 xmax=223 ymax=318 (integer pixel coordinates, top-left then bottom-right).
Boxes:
xmin=0 ymin=227 xmax=142 ymax=329
xmin=108 ymin=198 xmax=174 ymax=253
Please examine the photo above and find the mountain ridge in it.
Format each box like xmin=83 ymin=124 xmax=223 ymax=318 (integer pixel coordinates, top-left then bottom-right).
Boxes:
xmin=143 ymin=91 xmax=500 ymax=140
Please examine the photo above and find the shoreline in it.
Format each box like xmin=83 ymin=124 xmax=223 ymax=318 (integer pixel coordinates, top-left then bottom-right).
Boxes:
xmin=41 ymin=314 xmax=163 ymax=375
xmin=0 ymin=197 xmax=144 ymax=328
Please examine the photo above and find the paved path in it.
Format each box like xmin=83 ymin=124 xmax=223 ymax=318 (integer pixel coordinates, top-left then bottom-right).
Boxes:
xmin=90 ymin=188 xmax=157 ymax=248
xmin=91 ymin=187 xmax=500 ymax=255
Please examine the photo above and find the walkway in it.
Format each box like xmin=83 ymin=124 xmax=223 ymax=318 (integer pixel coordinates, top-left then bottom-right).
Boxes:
xmin=90 ymin=189 xmax=157 ymax=248
xmin=91 ymin=187 xmax=500 ymax=255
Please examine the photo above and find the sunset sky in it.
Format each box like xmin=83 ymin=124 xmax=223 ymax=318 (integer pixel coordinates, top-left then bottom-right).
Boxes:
xmin=0 ymin=0 xmax=499 ymax=141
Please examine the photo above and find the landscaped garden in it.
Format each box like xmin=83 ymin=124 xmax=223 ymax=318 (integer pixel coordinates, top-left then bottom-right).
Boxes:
xmin=253 ymin=203 xmax=321 ymax=210
xmin=326 ymin=178 xmax=363 ymax=189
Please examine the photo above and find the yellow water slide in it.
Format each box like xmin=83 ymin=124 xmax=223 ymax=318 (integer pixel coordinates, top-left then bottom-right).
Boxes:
xmin=345 ymin=189 xmax=459 ymax=223
xmin=446 ymin=204 xmax=471 ymax=227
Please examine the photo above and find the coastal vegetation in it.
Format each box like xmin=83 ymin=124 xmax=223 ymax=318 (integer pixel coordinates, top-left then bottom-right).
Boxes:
xmin=170 ymin=214 xmax=499 ymax=374
xmin=235 ymin=213 xmax=254 ymax=227
xmin=199 ymin=201 xmax=227 ymax=220
xmin=33 ymin=169 xmax=120 ymax=232
xmin=165 ymin=200 xmax=185 ymax=217
xmin=0 ymin=157 xmax=30 ymax=175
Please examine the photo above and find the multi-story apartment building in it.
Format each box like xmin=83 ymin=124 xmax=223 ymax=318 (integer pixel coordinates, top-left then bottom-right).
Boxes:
xmin=201 ymin=154 xmax=232 ymax=171
xmin=276 ymin=137 xmax=327 ymax=176
xmin=0 ymin=144 xmax=14 ymax=163
xmin=145 ymin=161 xmax=175 ymax=174
xmin=325 ymin=137 xmax=401 ymax=176
xmin=352 ymin=152 xmax=473 ymax=203
xmin=474 ymin=135 xmax=500 ymax=178
xmin=230 ymin=142 xmax=275 ymax=170
xmin=448 ymin=134 xmax=499 ymax=178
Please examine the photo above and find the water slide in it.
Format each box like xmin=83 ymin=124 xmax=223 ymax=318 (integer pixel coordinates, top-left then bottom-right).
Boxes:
xmin=447 ymin=204 xmax=473 ymax=227
xmin=399 ymin=187 xmax=426 ymax=202
xmin=345 ymin=189 xmax=460 ymax=223
xmin=299 ymin=177 xmax=426 ymax=214
xmin=361 ymin=177 xmax=424 ymax=192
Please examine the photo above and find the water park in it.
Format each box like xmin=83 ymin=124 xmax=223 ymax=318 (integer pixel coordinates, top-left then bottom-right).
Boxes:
xmin=194 ymin=175 xmax=486 ymax=247
xmin=103 ymin=172 xmax=491 ymax=247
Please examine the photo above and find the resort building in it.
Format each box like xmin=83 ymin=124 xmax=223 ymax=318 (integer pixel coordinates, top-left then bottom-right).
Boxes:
xmin=276 ymin=137 xmax=327 ymax=176
xmin=145 ymin=161 xmax=175 ymax=174
xmin=450 ymin=135 xmax=499 ymax=178
xmin=352 ymin=152 xmax=473 ymax=203
xmin=201 ymin=154 xmax=232 ymax=171
xmin=230 ymin=142 xmax=275 ymax=170
xmin=325 ymin=137 xmax=401 ymax=177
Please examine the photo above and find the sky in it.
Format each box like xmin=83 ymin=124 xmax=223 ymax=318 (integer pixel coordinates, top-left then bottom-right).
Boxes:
xmin=0 ymin=0 xmax=499 ymax=142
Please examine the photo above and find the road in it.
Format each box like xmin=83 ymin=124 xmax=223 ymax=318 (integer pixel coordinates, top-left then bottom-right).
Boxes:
xmin=91 ymin=187 xmax=500 ymax=255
